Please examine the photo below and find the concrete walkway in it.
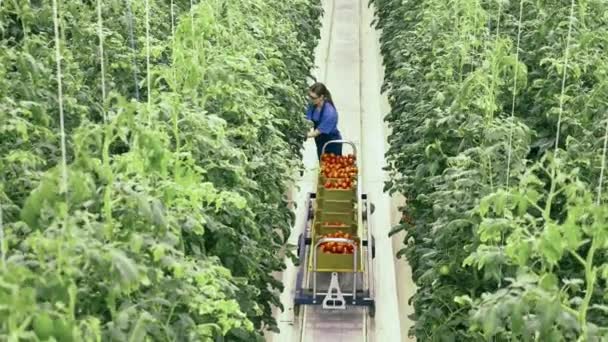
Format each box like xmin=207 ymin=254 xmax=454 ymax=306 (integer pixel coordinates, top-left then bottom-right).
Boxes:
xmin=270 ymin=0 xmax=415 ymax=340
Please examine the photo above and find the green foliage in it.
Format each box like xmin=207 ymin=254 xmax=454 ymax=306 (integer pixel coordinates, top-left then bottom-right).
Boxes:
xmin=0 ymin=0 xmax=321 ymax=340
xmin=371 ymin=0 xmax=608 ymax=340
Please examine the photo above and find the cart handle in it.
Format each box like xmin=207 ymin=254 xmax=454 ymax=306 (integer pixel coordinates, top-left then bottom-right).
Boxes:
xmin=315 ymin=237 xmax=358 ymax=246
xmin=312 ymin=237 xmax=358 ymax=303
xmin=321 ymin=139 xmax=357 ymax=156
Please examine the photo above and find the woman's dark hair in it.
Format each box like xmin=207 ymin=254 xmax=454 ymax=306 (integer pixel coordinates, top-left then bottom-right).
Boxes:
xmin=309 ymin=82 xmax=336 ymax=111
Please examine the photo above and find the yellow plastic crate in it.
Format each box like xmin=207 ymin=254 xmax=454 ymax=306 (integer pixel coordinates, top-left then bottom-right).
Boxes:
xmin=308 ymin=234 xmax=363 ymax=273
xmin=317 ymin=186 xmax=356 ymax=202
xmin=313 ymin=215 xmax=357 ymax=236
xmin=315 ymin=197 xmax=354 ymax=212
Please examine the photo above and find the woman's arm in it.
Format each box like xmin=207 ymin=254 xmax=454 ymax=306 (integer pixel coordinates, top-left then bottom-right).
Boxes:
xmin=316 ymin=104 xmax=338 ymax=135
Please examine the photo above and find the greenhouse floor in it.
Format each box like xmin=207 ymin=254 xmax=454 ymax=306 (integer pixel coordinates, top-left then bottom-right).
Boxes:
xmin=269 ymin=0 xmax=415 ymax=341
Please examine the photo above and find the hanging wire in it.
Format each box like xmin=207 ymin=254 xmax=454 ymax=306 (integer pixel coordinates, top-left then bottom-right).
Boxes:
xmin=190 ymin=0 xmax=195 ymax=30
xmin=170 ymin=0 xmax=175 ymax=36
xmin=505 ymin=0 xmax=525 ymax=187
xmin=145 ymin=0 xmax=152 ymax=116
xmin=495 ymin=0 xmax=503 ymax=36
xmin=52 ymin=0 xmax=69 ymax=201
xmin=597 ymin=117 xmax=608 ymax=204
xmin=0 ymin=203 xmax=5 ymax=269
xmin=96 ymin=0 xmax=107 ymax=122
xmin=0 ymin=0 xmax=6 ymax=258
xmin=124 ymin=0 xmax=140 ymax=101
xmin=485 ymin=0 xmax=505 ymax=192
xmin=489 ymin=0 xmax=505 ymax=289
xmin=486 ymin=0 xmax=492 ymax=32
xmin=169 ymin=0 xmax=181 ymax=153
xmin=554 ymin=0 xmax=577 ymax=153
xmin=189 ymin=0 xmax=197 ymax=71
xmin=170 ymin=0 xmax=176 ymax=85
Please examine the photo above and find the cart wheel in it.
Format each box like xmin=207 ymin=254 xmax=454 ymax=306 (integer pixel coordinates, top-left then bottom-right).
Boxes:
xmin=308 ymin=201 xmax=314 ymax=220
xmin=368 ymin=304 xmax=376 ymax=318
xmin=372 ymin=235 xmax=376 ymax=259
xmin=294 ymin=304 xmax=301 ymax=317
xmin=363 ymin=202 xmax=375 ymax=220
xmin=297 ymin=233 xmax=303 ymax=257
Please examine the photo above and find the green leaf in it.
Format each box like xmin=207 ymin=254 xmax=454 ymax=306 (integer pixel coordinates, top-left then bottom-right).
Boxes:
xmin=539 ymin=273 xmax=558 ymax=291
xmin=110 ymin=249 xmax=139 ymax=288
xmin=540 ymin=223 xmax=563 ymax=265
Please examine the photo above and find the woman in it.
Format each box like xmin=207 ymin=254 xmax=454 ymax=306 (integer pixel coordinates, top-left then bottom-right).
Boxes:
xmin=305 ymin=82 xmax=343 ymax=160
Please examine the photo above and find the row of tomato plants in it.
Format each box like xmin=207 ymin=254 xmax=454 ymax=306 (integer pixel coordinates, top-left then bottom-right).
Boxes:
xmin=371 ymin=0 xmax=608 ymax=340
xmin=0 ymin=0 xmax=321 ymax=340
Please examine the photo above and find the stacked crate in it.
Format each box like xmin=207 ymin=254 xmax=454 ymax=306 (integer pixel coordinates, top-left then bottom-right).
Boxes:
xmin=310 ymin=153 xmax=363 ymax=272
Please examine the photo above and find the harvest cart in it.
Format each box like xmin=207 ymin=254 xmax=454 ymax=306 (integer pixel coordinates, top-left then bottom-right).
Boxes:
xmin=294 ymin=140 xmax=376 ymax=317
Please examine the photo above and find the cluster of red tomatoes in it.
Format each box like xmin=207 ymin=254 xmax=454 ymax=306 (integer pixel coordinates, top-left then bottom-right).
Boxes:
xmin=319 ymin=231 xmax=356 ymax=254
xmin=323 ymin=179 xmax=355 ymax=190
xmin=320 ymin=153 xmax=358 ymax=190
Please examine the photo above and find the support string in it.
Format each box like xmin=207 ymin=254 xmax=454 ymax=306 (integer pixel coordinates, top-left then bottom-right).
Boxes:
xmin=190 ymin=0 xmax=195 ymax=30
xmin=97 ymin=0 xmax=107 ymax=121
xmin=554 ymin=0 xmax=577 ymax=153
xmin=125 ymin=0 xmax=140 ymax=101
xmin=597 ymin=116 xmax=608 ymax=204
xmin=170 ymin=0 xmax=175 ymax=37
xmin=505 ymin=0 xmax=525 ymax=187
xmin=145 ymin=0 xmax=152 ymax=117
xmin=0 ymin=203 xmax=5 ymax=269
xmin=52 ymin=0 xmax=69 ymax=201
xmin=495 ymin=0 xmax=502 ymax=36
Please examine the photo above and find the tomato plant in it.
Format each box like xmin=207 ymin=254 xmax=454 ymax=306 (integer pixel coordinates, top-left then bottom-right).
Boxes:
xmin=0 ymin=0 xmax=321 ymax=340
xmin=371 ymin=0 xmax=608 ymax=340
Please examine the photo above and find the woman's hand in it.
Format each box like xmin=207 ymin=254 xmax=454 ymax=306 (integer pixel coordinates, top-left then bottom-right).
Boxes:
xmin=307 ymin=128 xmax=321 ymax=138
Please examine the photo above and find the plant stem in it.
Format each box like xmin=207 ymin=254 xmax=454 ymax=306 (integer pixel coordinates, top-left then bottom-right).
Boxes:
xmin=103 ymin=124 xmax=114 ymax=239
xmin=579 ymin=234 xmax=597 ymax=340
xmin=0 ymin=204 xmax=5 ymax=269
xmin=544 ymin=165 xmax=557 ymax=220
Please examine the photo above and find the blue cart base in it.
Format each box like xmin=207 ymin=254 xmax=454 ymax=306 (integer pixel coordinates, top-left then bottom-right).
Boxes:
xmin=293 ymin=191 xmax=376 ymax=318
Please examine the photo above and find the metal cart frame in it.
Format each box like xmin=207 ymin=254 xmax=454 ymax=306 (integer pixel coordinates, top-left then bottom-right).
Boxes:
xmin=293 ymin=140 xmax=376 ymax=317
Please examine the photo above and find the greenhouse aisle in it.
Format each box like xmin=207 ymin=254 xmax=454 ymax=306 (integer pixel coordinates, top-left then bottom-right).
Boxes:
xmin=270 ymin=0 xmax=409 ymax=340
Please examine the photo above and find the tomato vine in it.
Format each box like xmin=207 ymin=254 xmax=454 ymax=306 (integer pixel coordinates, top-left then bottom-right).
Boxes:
xmin=0 ymin=0 xmax=321 ymax=340
xmin=371 ymin=0 xmax=608 ymax=340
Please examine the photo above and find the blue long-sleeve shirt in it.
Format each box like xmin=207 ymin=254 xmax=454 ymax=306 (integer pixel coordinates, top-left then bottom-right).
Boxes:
xmin=306 ymin=102 xmax=340 ymax=135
